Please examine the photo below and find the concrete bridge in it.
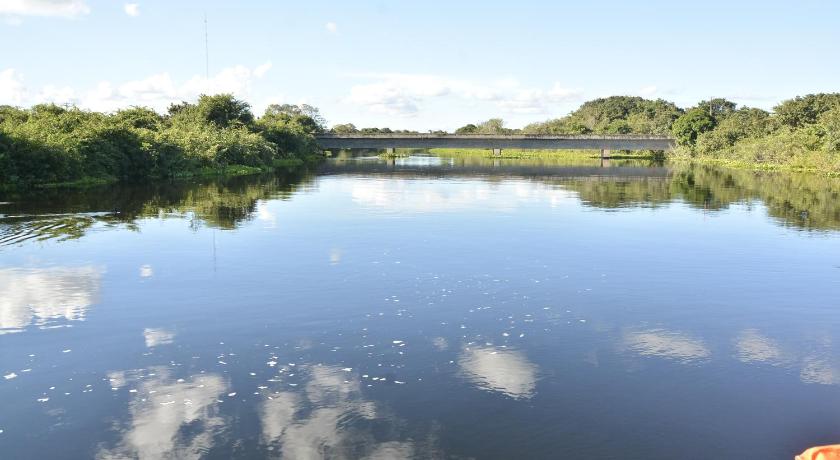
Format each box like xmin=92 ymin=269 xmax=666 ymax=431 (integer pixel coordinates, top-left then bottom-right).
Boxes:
xmin=315 ymin=134 xmax=675 ymax=158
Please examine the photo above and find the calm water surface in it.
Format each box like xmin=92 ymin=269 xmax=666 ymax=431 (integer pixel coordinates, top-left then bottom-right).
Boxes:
xmin=1 ymin=155 xmax=839 ymax=459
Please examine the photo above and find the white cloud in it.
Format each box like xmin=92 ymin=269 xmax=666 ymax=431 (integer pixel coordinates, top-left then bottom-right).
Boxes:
xmin=123 ymin=3 xmax=139 ymax=17
xmin=0 ymin=61 xmax=273 ymax=112
xmin=35 ymin=84 xmax=77 ymax=104
xmin=344 ymin=73 xmax=581 ymax=117
xmin=254 ymin=61 xmax=272 ymax=78
xmin=325 ymin=21 xmax=337 ymax=34
xmin=0 ymin=69 xmax=27 ymax=104
xmin=139 ymin=264 xmax=153 ymax=278
xmin=638 ymin=85 xmax=658 ymax=97
xmin=0 ymin=0 xmax=90 ymax=18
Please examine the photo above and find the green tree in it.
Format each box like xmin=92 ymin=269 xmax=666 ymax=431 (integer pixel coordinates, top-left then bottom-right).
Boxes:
xmin=265 ymin=103 xmax=326 ymax=131
xmin=114 ymin=107 xmax=164 ymax=130
xmin=330 ymin=123 xmax=358 ymax=134
xmin=694 ymin=108 xmax=776 ymax=155
xmin=819 ymin=107 xmax=840 ymax=152
xmin=522 ymin=96 xmax=681 ymax=135
xmin=672 ymin=109 xmax=716 ymax=147
xmin=475 ymin=118 xmax=510 ymax=134
xmin=694 ymin=98 xmax=738 ymax=120
xmin=455 ymin=123 xmax=479 ymax=134
xmin=195 ymin=94 xmax=255 ymax=128
xmin=774 ymin=93 xmax=840 ymax=128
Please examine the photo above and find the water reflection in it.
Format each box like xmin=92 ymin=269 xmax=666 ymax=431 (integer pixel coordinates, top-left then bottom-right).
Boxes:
xmin=347 ymin=178 xmax=573 ymax=213
xmin=625 ymin=325 xmax=840 ymax=386
xmin=2 ymin=155 xmax=840 ymax=458
xmin=732 ymin=328 xmax=840 ymax=385
xmin=259 ymin=365 xmax=421 ymax=459
xmin=323 ymin=157 xmax=840 ymax=230
xmin=2 ymin=159 xmax=840 ymax=250
xmin=143 ymin=328 xmax=175 ymax=348
xmin=457 ymin=345 xmax=538 ymax=399
xmin=0 ymin=212 xmax=118 ymax=246
xmin=623 ymin=329 xmax=711 ymax=363
xmin=97 ymin=368 xmax=228 ymax=459
xmin=0 ymin=166 xmax=315 ymax=247
xmin=0 ymin=266 xmax=103 ymax=335
xmin=800 ymin=357 xmax=840 ymax=385
xmin=733 ymin=329 xmax=787 ymax=365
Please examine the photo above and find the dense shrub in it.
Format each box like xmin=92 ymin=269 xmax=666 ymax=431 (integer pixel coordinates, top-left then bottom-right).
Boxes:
xmin=0 ymin=95 xmax=323 ymax=186
xmin=521 ymin=96 xmax=682 ymax=135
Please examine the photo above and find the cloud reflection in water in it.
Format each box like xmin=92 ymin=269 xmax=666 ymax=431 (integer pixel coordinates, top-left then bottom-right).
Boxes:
xmin=733 ymin=329 xmax=786 ymax=365
xmin=347 ymin=179 xmax=573 ymax=214
xmin=457 ymin=346 xmax=538 ymax=399
xmin=259 ymin=365 xmax=416 ymax=459
xmin=97 ymin=368 xmax=228 ymax=460
xmin=0 ymin=266 xmax=103 ymax=335
xmin=624 ymin=329 xmax=711 ymax=363
xmin=143 ymin=328 xmax=175 ymax=348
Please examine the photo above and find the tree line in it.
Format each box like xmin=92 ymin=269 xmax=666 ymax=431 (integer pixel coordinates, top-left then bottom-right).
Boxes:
xmin=0 ymin=95 xmax=324 ymax=186
xmin=329 ymin=93 xmax=840 ymax=172
xmin=448 ymin=94 xmax=840 ymax=171
xmin=3 ymin=92 xmax=839 ymax=187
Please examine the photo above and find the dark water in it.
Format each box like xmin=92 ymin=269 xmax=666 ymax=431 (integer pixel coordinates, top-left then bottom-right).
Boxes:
xmin=1 ymin=155 xmax=839 ymax=459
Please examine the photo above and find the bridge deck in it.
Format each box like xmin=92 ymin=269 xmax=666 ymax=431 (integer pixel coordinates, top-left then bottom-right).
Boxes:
xmin=315 ymin=134 xmax=675 ymax=151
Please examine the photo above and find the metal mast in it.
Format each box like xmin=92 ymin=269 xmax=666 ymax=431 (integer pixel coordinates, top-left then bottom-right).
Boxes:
xmin=204 ymin=13 xmax=209 ymax=78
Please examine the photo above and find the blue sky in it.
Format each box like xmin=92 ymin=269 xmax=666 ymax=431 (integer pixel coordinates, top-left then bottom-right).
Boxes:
xmin=1 ymin=0 xmax=838 ymax=130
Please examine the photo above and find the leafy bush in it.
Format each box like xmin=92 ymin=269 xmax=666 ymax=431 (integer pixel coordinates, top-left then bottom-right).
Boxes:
xmin=672 ymin=109 xmax=716 ymax=147
xmin=0 ymin=96 xmax=323 ymax=186
xmin=774 ymin=93 xmax=840 ymax=128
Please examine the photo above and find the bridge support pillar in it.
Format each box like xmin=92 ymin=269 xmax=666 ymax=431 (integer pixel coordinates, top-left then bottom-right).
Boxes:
xmin=600 ymin=149 xmax=611 ymax=159
xmin=384 ymin=147 xmax=395 ymax=155
xmin=492 ymin=148 xmax=502 ymax=157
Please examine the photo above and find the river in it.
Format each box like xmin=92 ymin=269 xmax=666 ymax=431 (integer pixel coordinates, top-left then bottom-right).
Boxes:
xmin=1 ymin=154 xmax=839 ymax=459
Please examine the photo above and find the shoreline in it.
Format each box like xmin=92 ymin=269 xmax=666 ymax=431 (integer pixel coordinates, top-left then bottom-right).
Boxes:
xmin=0 ymin=156 xmax=322 ymax=192
xmin=426 ymin=148 xmax=840 ymax=176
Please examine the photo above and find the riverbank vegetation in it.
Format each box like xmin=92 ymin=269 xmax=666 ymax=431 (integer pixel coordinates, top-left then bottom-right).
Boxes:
xmin=428 ymin=148 xmax=656 ymax=161
xmin=4 ymin=93 xmax=839 ymax=187
xmin=450 ymin=94 xmax=840 ymax=174
xmin=0 ymin=95 xmax=324 ymax=188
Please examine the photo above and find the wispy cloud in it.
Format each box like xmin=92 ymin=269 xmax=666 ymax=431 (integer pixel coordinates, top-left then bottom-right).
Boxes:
xmin=0 ymin=61 xmax=273 ymax=112
xmin=123 ymin=3 xmax=139 ymax=17
xmin=0 ymin=0 xmax=90 ymax=18
xmin=638 ymin=85 xmax=658 ymax=97
xmin=344 ymin=73 xmax=582 ymax=117
xmin=0 ymin=69 xmax=27 ymax=104
xmin=254 ymin=61 xmax=272 ymax=78
xmin=325 ymin=21 xmax=337 ymax=34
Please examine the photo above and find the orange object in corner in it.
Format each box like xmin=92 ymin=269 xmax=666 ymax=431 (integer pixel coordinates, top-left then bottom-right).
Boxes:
xmin=797 ymin=445 xmax=840 ymax=460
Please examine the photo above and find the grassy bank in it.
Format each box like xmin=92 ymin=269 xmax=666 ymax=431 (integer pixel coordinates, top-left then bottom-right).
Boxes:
xmin=428 ymin=146 xmax=840 ymax=175
xmin=428 ymin=148 xmax=659 ymax=160
xmin=669 ymin=155 xmax=840 ymax=177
